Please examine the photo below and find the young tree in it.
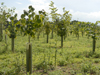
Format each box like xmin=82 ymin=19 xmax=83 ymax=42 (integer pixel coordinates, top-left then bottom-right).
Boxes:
xmin=45 ymin=22 xmax=51 ymax=43
xmin=7 ymin=14 xmax=19 ymax=52
xmin=80 ymin=22 xmax=86 ymax=37
xmin=20 ymin=5 xmax=45 ymax=74
xmin=73 ymin=22 xmax=80 ymax=40
xmin=62 ymin=7 xmax=72 ymax=40
xmin=0 ymin=2 xmax=17 ymax=52
xmin=56 ymin=7 xmax=71 ymax=47
xmin=86 ymin=21 xmax=100 ymax=53
xmin=57 ymin=19 xmax=66 ymax=48
xmin=0 ymin=2 xmax=8 ymax=41
xmin=85 ymin=22 xmax=91 ymax=39
xmin=20 ymin=6 xmax=44 ymax=43
xmin=49 ymin=1 xmax=58 ymax=39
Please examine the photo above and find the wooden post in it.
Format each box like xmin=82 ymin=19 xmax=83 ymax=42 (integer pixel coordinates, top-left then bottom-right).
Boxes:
xmin=51 ymin=29 xmax=53 ymax=39
xmin=26 ymin=43 xmax=32 ymax=74
xmin=93 ymin=37 xmax=96 ymax=53
xmin=82 ymin=31 xmax=84 ymax=37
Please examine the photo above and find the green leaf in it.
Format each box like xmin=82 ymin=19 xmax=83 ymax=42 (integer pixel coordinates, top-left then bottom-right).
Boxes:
xmin=37 ymin=19 xmax=41 ymax=23
xmin=6 ymin=14 xmax=11 ymax=18
xmin=29 ymin=5 xmax=32 ymax=9
xmin=10 ymin=17 xmax=14 ymax=20
xmin=31 ymin=7 xmax=35 ymax=11
xmin=28 ymin=15 xmax=32 ymax=19
xmin=31 ymin=12 xmax=35 ymax=16
xmin=24 ymin=10 xmax=28 ymax=16
xmin=1 ymin=2 xmax=4 ymax=5
xmin=21 ymin=14 xmax=25 ymax=18
xmin=28 ymin=10 xmax=31 ymax=13
xmin=21 ymin=19 xmax=25 ymax=24
xmin=35 ymin=15 xmax=39 ymax=19
xmin=26 ymin=21 xmax=29 ymax=25
xmin=14 ymin=13 xmax=17 ymax=18
xmin=16 ymin=21 xmax=20 ymax=25
xmin=39 ymin=11 xmax=42 ymax=14
xmin=14 ymin=20 xmax=18 ymax=24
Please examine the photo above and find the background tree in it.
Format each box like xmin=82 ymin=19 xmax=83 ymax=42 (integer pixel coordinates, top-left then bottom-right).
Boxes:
xmin=20 ymin=5 xmax=45 ymax=74
xmin=73 ymin=22 xmax=80 ymax=40
xmin=0 ymin=2 xmax=8 ymax=41
xmin=86 ymin=21 xmax=100 ymax=53
xmin=62 ymin=7 xmax=72 ymax=40
xmin=49 ymin=1 xmax=58 ymax=39
xmin=20 ymin=6 xmax=44 ymax=43
xmin=7 ymin=14 xmax=19 ymax=52
xmin=57 ymin=19 xmax=66 ymax=47
xmin=85 ymin=22 xmax=91 ymax=39
xmin=80 ymin=22 xmax=86 ymax=37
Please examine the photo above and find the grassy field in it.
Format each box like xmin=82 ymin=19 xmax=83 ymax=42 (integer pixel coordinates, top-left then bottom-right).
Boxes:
xmin=0 ymin=32 xmax=100 ymax=75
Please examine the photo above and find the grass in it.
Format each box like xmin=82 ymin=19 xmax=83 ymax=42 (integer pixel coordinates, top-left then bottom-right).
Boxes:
xmin=0 ymin=31 xmax=100 ymax=75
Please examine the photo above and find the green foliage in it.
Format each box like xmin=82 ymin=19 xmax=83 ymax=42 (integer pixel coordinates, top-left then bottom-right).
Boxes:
xmin=81 ymin=62 xmax=97 ymax=74
xmin=49 ymin=1 xmax=58 ymax=22
xmin=58 ymin=59 xmax=67 ymax=66
xmin=20 ymin=6 xmax=45 ymax=39
xmin=7 ymin=14 xmax=19 ymax=38
xmin=45 ymin=22 xmax=51 ymax=35
xmin=57 ymin=21 xmax=66 ymax=36
xmin=35 ymin=61 xmax=47 ymax=70
xmin=0 ymin=31 xmax=100 ymax=74
xmin=1 ymin=1 xmax=100 ymax=75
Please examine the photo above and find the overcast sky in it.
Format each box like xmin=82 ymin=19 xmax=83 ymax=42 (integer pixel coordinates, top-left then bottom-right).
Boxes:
xmin=0 ymin=0 xmax=100 ymax=23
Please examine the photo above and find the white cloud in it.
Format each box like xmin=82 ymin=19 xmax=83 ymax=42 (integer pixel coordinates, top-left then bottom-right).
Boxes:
xmin=16 ymin=2 xmax=22 ymax=4
xmin=14 ymin=0 xmax=100 ymax=22
xmin=29 ymin=0 xmax=46 ymax=5
xmin=69 ymin=10 xmax=100 ymax=23
xmin=29 ymin=0 xmax=50 ymax=13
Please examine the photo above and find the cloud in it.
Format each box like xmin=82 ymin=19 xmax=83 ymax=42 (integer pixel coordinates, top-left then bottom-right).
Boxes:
xmin=29 ymin=0 xmax=46 ymax=5
xmin=29 ymin=0 xmax=50 ymax=12
xmin=70 ymin=10 xmax=100 ymax=23
xmin=15 ymin=0 xmax=100 ymax=23
xmin=16 ymin=2 xmax=22 ymax=4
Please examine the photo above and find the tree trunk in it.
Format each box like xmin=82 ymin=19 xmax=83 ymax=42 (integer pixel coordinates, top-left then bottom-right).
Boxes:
xmin=93 ymin=37 xmax=96 ymax=53
xmin=77 ymin=33 xmax=79 ymax=40
xmin=64 ymin=33 xmax=67 ymax=40
xmin=47 ymin=34 xmax=49 ymax=43
xmin=43 ymin=31 xmax=45 ymax=38
xmin=82 ymin=32 xmax=84 ymax=37
xmin=0 ymin=23 xmax=3 ymax=41
xmin=76 ymin=34 xmax=77 ymax=37
xmin=28 ymin=35 xmax=30 ymax=43
xmin=64 ymin=36 xmax=66 ymax=40
xmin=88 ymin=35 xmax=90 ymax=39
xmin=70 ymin=31 xmax=72 ymax=35
xmin=20 ymin=30 xmax=22 ymax=36
xmin=51 ymin=29 xmax=53 ymax=39
xmin=61 ymin=36 xmax=63 ymax=48
xmin=26 ymin=43 xmax=32 ymax=74
xmin=5 ymin=34 xmax=8 ymax=50
xmin=5 ymin=34 xmax=7 ymax=44
xmin=37 ymin=33 xmax=40 ymax=40
xmin=11 ymin=38 xmax=14 ymax=52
